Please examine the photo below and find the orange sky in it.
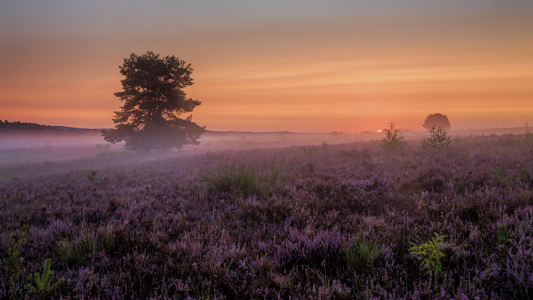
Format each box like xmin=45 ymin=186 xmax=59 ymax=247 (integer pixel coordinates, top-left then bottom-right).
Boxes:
xmin=1 ymin=1 xmax=532 ymax=133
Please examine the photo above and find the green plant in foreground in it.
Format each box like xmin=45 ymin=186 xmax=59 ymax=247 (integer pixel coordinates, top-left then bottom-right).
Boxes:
xmin=86 ymin=169 xmax=98 ymax=181
xmin=4 ymin=224 xmax=30 ymax=284
xmin=523 ymin=129 xmax=533 ymax=143
xmin=346 ymin=237 xmax=380 ymax=274
xmin=25 ymin=258 xmax=65 ymax=297
xmin=57 ymin=239 xmax=83 ymax=266
xmin=200 ymin=158 xmax=286 ymax=196
xmin=302 ymin=145 xmax=319 ymax=155
xmin=492 ymin=164 xmax=515 ymax=186
xmin=200 ymin=160 xmax=259 ymax=195
xmin=190 ymin=277 xmax=212 ymax=300
xmin=518 ymin=163 xmax=530 ymax=178
xmin=496 ymin=223 xmax=507 ymax=245
xmin=57 ymin=229 xmax=115 ymax=267
xmin=409 ymin=233 xmax=447 ymax=274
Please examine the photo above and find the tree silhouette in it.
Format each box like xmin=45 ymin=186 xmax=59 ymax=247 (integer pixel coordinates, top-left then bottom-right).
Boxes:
xmin=422 ymin=113 xmax=450 ymax=130
xmin=102 ymin=51 xmax=206 ymax=153
xmin=380 ymin=122 xmax=409 ymax=151
xmin=420 ymin=125 xmax=452 ymax=150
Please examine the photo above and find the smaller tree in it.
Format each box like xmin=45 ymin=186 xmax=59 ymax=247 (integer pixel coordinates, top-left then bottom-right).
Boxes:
xmin=380 ymin=122 xmax=408 ymax=151
xmin=420 ymin=125 xmax=452 ymax=150
xmin=422 ymin=113 xmax=450 ymax=130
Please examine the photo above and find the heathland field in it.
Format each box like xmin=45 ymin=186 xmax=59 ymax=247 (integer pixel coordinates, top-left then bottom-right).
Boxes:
xmin=1 ymin=134 xmax=533 ymax=299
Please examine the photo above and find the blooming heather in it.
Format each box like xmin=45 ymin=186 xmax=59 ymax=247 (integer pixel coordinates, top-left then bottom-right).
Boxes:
xmin=1 ymin=134 xmax=533 ymax=299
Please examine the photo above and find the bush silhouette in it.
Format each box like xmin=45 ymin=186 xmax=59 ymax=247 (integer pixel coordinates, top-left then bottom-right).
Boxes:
xmin=380 ymin=122 xmax=408 ymax=151
xmin=421 ymin=125 xmax=452 ymax=150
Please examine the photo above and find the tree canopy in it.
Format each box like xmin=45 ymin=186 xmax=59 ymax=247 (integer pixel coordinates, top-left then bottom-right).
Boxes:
xmin=422 ymin=113 xmax=451 ymax=130
xmin=102 ymin=51 xmax=206 ymax=153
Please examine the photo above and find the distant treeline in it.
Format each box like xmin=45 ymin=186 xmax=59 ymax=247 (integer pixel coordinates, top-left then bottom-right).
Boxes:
xmin=0 ymin=120 xmax=63 ymax=132
xmin=452 ymin=126 xmax=532 ymax=136
xmin=0 ymin=120 xmax=100 ymax=134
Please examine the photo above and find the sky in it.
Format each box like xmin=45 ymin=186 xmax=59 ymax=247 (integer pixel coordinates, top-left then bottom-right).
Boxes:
xmin=1 ymin=0 xmax=532 ymax=133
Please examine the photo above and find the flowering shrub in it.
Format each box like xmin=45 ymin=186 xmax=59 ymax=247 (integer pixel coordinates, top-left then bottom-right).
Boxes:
xmin=1 ymin=134 xmax=533 ymax=298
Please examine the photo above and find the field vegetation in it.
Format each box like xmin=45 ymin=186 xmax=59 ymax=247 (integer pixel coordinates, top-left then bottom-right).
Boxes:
xmin=1 ymin=133 xmax=533 ymax=299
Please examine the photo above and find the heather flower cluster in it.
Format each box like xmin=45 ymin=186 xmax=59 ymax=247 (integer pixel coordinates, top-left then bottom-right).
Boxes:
xmin=1 ymin=134 xmax=533 ymax=299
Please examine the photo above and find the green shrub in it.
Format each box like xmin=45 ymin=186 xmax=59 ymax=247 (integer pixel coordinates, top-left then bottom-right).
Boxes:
xmin=409 ymin=233 xmax=447 ymax=274
xmin=493 ymin=165 xmax=507 ymax=180
xmin=3 ymin=224 xmax=31 ymax=286
xmin=492 ymin=165 xmax=516 ymax=186
xmin=2 ymin=224 xmax=32 ymax=298
xmin=420 ymin=125 xmax=451 ymax=150
xmin=201 ymin=158 xmax=286 ymax=196
xmin=302 ymin=145 xmax=319 ymax=155
xmin=258 ymin=158 xmax=286 ymax=195
xmin=57 ymin=239 xmax=82 ymax=267
xmin=380 ymin=122 xmax=408 ymax=151
xmin=97 ymin=227 xmax=115 ymax=252
xmin=58 ymin=229 xmax=115 ymax=267
xmin=345 ymin=237 xmax=379 ymax=273
xmin=192 ymin=279 xmax=212 ymax=300
xmin=86 ymin=169 xmax=98 ymax=182
xmin=523 ymin=130 xmax=533 ymax=143
xmin=518 ymin=163 xmax=531 ymax=183
xmin=202 ymin=161 xmax=258 ymax=195
xmin=496 ymin=223 xmax=507 ymax=245
xmin=25 ymin=258 xmax=65 ymax=298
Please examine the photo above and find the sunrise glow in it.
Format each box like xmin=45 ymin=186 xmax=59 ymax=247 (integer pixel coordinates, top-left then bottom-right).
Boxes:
xmin=1 ymin=1 xmax=532 ymax=133
xmin=2 ymin=2 xmax=533 ymax=297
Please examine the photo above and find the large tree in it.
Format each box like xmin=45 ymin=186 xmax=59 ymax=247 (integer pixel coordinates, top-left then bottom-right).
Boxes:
xmin=422 ymin=113 xmax=451 ymax=130
xmin=102 ymin=51 xmax=206 ymax=153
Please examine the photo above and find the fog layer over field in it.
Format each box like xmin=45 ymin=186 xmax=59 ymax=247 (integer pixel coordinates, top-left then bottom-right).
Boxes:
xmin=1 ymin=127 xmax=531 ymax=180
xmin=0 ymin=133 xmax=108 ymax=150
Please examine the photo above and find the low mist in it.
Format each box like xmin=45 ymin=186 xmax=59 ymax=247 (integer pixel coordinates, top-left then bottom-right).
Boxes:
xmin=1 ymin=125 xmax=531 ymax=181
